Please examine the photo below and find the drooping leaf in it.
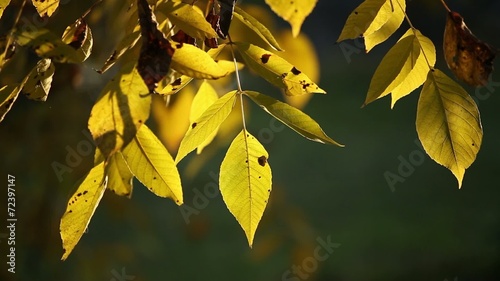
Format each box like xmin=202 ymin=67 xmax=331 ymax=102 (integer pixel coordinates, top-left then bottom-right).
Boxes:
xmin=220 ymin=130 xmax=272 ymax=247
xmin=137 ymin=0 xmax=175 ymax=93
xmin=416 ymin=69 xmax=482 ymax=188
xmin=158 ymin=0 xmax=217 ymax=40
xmin=15 ymin=28 xmax=88 ymax=63
xmin=122 ymin=124 xmax=183 ymax=205
xmin=364 ymin=29 xmax=435 ymax=106
xmin=236 ymin=42 xmax=325 ymax=96
xmin=60 ymin=162 xmax=106 ymax=261
xmin=61 ymin=19 xmax=93 ymax=62
xmin=443 ymin=11 xmax=497 ymax=86
xmin=32 ymin=0 xmax=59 ymax=18
xmin=107 ymin=152 xmax=133 ymax=198
xmin=170 ymin=42 xmax=228 ymax=79
xmin=364 ymin=0 xmax=406 ymax=52
xmin=88 ymin=62 xmax=151 ymax=159
xmin=245 ymin=91 xmax=343 ymax=146
xmin=233 ymin=6 xmax=283 ymax=51
xmin=21 ymin=58 xmax=55 ymax=102
xmin=0 ymin=0 xmax=12 ymax=19
xmin=175 ymin=90 xmax=237 ymax=163
xmin=0 ymin=84 xmax=23 ymax=123
xmin=265 ymin=0 xmax=317 ymax=37
xmin=190 ymin=80 xmax=220 ymax=154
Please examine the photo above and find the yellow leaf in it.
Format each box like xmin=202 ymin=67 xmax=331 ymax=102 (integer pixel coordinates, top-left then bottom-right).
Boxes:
xmin=175 ymin=90 xmax=237 ymax=163
xmin=61 ymin=19 xmax=94 ymax=63
xmin=152 ymin=86 xmax=194 ymax=153
xmin=236 ymin=42 xmax=325 ymax=96
xmin=170 ymin=42 xmax=228 ymax=79
xmin=220 ymin=130 xmax=272 ymax=247
xmin=416 ymin=69 xmax=482 ymax=188
xmin=364 ymin=29 xmax=435 ymax=106
xmin=277 ymin=31 xmax=319 ymax=109
xmin=0 ymin=84 xmax=22 ymax=123
xmin=122 ymin=124 xmax=183 ymax=204
xmin=32 ymin=0 xmax=59 ymax=18
xmin=190 ymin=81 xmax=220 ymax=154
xmin=157 ymin=0 xmax=217 ymax=40
xmin=245 ymin=91 xmax=343 ymax=146
xmin=107 ymin=152 xmax=133 ymax=198
xmin=22 ymin=58 xmax=55 ymax=102
xmin=265 ymin=0 xmax=317 ymax=37
xmin=0 ymin=0 xmax=12 ymax=20
xmin=60 ymin=162 xmax=106 ymax=260
xmin=88 ymin=62 xmax=151 ymax=159
xmin=233 ymin=6 xmax=283 ymax=51
xmin=364 ymin=0 xmax=405 ymax=52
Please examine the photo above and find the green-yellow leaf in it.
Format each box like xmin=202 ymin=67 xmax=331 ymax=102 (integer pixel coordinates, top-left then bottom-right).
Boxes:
xmin=265 ymin=0 xmax=317 ymax=37
xmin=220 ymin=130 xmax=272 ymax=247
xmin=122 ymin=124 xmax=183 ymax=204
xmin=233 ymin=6 xmax=283 ymax=51
xmin=88 ymin=62 xmax=151 ymax=159
xmin=364 ymin=29 xmax=435 ymax=106
xmin=0 ymin=84 xmax=22 ymax=123
xmin=190 ymin=80 xmax=220 ymax=154
xmin=416 ymin=69 xmax=482 ymax=188
xmin=171 ymin=42 xmax=228 ymax=79
xmin=0 ymin=0 xmax=11 ymax=21
xmin=22 ymin=58 xmax=55 ymax=102
xmin=61 ymin=19 xmax=94 ymax=62
xmin=107 ymin=152 xmax=133 ymax=198
xmin=236 ymin=42 xmax=325 ymax=96
xmin=364 ymin=0 xmax=405 ymax=52
xmin=245 ymin=91 xmax=343 ymax=146
xmin=32 ymin=0 xmax=59 ymax=17
xmin=176 ymin=90 xmax=237 ymax=163
xmin=60 ymin=162 xmax=106 ymax=260
xmin=158 ymin=0 xmax=217 ymax=40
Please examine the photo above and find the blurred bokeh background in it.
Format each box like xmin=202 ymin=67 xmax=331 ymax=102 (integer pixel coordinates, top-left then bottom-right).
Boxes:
xmin=1 ymin=0 xmax=499 ymax=280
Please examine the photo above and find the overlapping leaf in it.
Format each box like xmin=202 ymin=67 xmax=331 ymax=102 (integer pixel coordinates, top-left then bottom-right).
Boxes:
xmin=220 ymin=130 xmax=272 ymax=247
xmin=364 ymin=29 xmax=435 ymax=107
xmin=416 ymin=69 xmax=482 ymax=188
xmin=245 ymin=91 xmax=343 ymax=146
xmin=60 ymin=162 xmax=106 ymax=261
xmin=176 ymin=90 xmax=237 ymax=163
xmin=0 ymin=36 xmax=15 ymax=71
xmin=236 ymin=42 xmax=325 ymax=96
xmin=107 ymin=152 xmax=133 ymax=198
xmin=170 ymin=42 xmax=228 ymax=79
xmin=22 ymin=58 xmax=55 ymax=102
xmin=122 ymin=124 xmax=183 ymax=204
xmin=233 ymin=6 xmax=283 ymax=51
xmin=364 ymin=0 xmax=405 ymax=52
xmin=265 ymin=0 xmax=317 ymax=37
xmin=32 ymin=0 xmax=59 ymax=18
xmin=190 ymin=81 xmax=220 ymax=154
xmin=88 ymin=62 xmax=151 ymax=159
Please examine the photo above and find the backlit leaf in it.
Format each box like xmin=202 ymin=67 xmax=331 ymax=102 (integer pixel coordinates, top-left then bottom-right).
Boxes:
xmin=245 ymin=91 xmax=343 ymax=146
xmin=22 ymin=58 xmax=55 ymax=102
xmin=0 ymin=0 xmax=11 ymax=19
xmin=265 ymin=0 xmax=317 ymax=37
xmin=364 ymin=0 xmax=405 ymax=52
xmin=220 ymin=130 xmax=272 ymax=247
xmin=236 ymin=42 xmax=325 ymax=96
xmin=0 ymin=84 xmax=23 ymax=123
xmin=364 ymin=29 xmax=435 ymax=106
xmin=61 ymin=19 xmax=94 ymax=62
xmin=233 ymin=6 xmax=283 ymax=51
xmin=170 ymin=42 xmax=228 ymax=79
xmin=176 ymin=90 xmax=237 ymax=163
xmin=416 ymin=69 xmax=482 ymax=188
xmin=60 ymin=162 xmax=106 ymax=260
xmin=88 ymin=62 xmax=151 ymax=159
xmin=32 ymin=0 xmax=59 ymax=18
xmin=107 ymin=152 xmax=133 ymax=198
xmin=190 ymin=80 xmax=220 ymax=154
xmin=0 ymin=35 xmax=16 ymax=71
xmin=122 ymin=124 xmax=183 ymax=204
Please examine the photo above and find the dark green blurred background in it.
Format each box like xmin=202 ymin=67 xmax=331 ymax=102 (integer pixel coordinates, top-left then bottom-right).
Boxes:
xmin=1 ymin=0 xmax=499 ymax=280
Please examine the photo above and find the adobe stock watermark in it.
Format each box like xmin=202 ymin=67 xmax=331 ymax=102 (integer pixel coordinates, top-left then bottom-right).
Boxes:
xmin=282 ymin=235 xmax=340 ymax=281
xmin=110 ymin=267 xmax=135 ymax=281
xmin=384 ymin=138 xmax=426 ymax=192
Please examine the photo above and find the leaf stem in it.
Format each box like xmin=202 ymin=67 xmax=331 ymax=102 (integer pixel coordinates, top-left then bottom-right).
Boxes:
xmin=440 ymin=0 xmax=451 ymax=13
xmin=395 ymin=0 xmax=434 ymax=71
xmin=228 ymin=35 xmax=248 ymax=133
xmin=2 ymin=0 xmax=27 ymax=70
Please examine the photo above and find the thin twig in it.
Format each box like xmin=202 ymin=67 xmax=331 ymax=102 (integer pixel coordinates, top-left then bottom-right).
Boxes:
xmin=440 ymin=0 xmax=451 ymax=13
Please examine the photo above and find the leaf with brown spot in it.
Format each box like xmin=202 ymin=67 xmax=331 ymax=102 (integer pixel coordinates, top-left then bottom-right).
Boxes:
xmin=443 ymin=11 xmax=497 ymax=86
xmin=22 ymin=58 xmax=55 ymax=102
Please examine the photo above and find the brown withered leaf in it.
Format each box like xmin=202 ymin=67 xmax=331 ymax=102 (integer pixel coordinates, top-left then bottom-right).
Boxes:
xmin=205 ymin=10 xmax=220 ymax=48
xmin=137 ymin=0 xmax=175 ymax=94
xmin=67 ymin=19 xmax=88 ymax=49
xmin=171 ymin=30 xmax=196 ymax=46
xmin=218 ymin=0 xmax=236 ymax=39
xmin=443 ymin=11 xmax=497 ymax=86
